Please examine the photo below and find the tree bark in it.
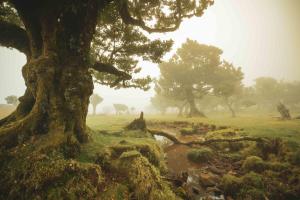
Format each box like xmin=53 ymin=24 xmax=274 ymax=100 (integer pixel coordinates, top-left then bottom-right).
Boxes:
xmin=0 ymin=0 xmax=100 ymax=148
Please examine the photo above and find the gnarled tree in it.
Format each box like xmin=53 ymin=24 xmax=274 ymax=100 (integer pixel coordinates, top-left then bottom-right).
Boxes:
xmin=0 ymin=0 xmax=214 ymax=148
xmin=156 ymin=39 xmax=222 ymax=117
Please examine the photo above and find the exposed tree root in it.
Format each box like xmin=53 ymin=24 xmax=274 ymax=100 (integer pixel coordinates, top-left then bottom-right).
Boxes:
xmin=0 ymin=89 xmax=34 ymax=127
xmin=147 ymin=128 xmax=266 ymax=146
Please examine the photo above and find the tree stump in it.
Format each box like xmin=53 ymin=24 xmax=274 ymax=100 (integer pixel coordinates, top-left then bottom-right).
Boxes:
xmin=126 ymin=112 xmax=147 ymax=131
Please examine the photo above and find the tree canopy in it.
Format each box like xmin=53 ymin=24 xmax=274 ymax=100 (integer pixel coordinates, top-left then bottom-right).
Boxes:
xmin=156 ymin=39 xmax=223 ymax=117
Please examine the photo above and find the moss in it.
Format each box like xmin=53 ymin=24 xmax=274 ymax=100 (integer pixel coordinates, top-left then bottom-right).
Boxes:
xmin=95 ymin=148 xmax=112 ymax=171
xmin=256 ymin=138 xmax=284 ymax=159
xmin=61 ymin=134 xmax=81 ymax=158
xmin=110 ymin=140 xmax=163 ymax=168
xmin=290 ymin=150 xmax=300 ymax=166
xmin=187 ymin=147 xmax=213 ymax=163
xmin=267 ymin=161 xmax=290 ymax=171
xmin=242 ymin=156 xmax=266 ymax=173
xmin=225 ymin=152 xmax=243 ymax=162
xmin=180 ymin=128 xmax=195 ymax=136
xmin=100 ymin=183 xmax=129 ymax=200
xmin=0 ymin=148 xmax=103 ymax=200
xmin=221 ymin=172 xmax=265 ymax=199
xmin=117 ymin=152 xmax=176 ymax=200
xmin=238 ymin=188 xmax=265 ymax=200
xmin=220 ymin=174 xmax=242 ymax=196
xmin=242 ymin=172 xmax=264 ymax=189
xmin=229 ymin=142 xmax=244 ymax=152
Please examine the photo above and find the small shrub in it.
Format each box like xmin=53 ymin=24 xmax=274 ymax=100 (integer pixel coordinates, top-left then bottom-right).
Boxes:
xmin=187 ymin=147 xmax=213 ymax=163
xmin=220 ymin=174 xmax=242 ymax=196
xmin=242 ymin=156 xmax=266 ymax=173
xmin=242 ymin=172 xmax=264 ymax=189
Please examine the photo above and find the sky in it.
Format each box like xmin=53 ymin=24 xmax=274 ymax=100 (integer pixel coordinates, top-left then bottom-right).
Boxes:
xmin=1 ymin=0 xmax=300 ymax=112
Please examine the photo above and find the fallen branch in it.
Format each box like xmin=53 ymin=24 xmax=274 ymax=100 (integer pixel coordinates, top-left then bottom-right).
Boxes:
xmin=147 ymin=128 xmax=266 ymax=146
xmin=147 ymin=129 xmax=181 ymax=144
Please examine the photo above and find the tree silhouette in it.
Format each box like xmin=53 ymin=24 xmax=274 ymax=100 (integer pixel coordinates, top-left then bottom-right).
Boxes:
xmin=89 ymin=94 xmax=103 ymax=115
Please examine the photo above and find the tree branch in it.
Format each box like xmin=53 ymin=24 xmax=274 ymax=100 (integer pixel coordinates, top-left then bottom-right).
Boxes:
xmin=92 ymin=62 xmax=132 ymax=80
xmin=0 ymin=19 xmax=30 ymax=56
xmin=116 ymin=0 xmax=181 ymax=33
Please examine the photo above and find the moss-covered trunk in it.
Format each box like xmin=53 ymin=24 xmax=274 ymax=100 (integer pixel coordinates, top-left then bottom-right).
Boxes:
xmin=0 ymin=0 xmax=99 ymax=148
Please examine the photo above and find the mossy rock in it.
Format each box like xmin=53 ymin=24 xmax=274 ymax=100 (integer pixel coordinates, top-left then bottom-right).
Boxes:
xmin=117 ymin=152 xmax=177 ymax=200
xmin=187 ymin=147 xmax=213 ymax=163
xmin=221 ymin=172 xmax=265 ymax=200
xmin=220 ymin=174 xmax=242 ymax=196
xmin=110 ymin=140 xmax=163 ymax=168
xmin=242 ymin=156 xmax=266 ymax=173
xmin=0 ymin=150 xmax=103 ymax=199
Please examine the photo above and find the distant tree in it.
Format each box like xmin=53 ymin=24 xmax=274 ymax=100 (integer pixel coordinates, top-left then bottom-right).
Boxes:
xmin=89 ymin=94 xmax=103 ymax=115
xmin=113 ymin=104 xmax=129 ymax=115
xmin=279 ymin=81 xmax=300 ymax=110
xmin=254 ymin=77 xmax=280 ymax=109
xmin=5 ymin=95 xmax=18 ymax=106
xmin=213 ymin=61 xmax=244 ymax=117
xmin=157 ymin=39 xmax=223 ymax=117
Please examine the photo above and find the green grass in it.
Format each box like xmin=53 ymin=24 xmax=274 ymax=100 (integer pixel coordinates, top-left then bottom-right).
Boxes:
xmin=87 ymin=114 xmax=300 ymax=144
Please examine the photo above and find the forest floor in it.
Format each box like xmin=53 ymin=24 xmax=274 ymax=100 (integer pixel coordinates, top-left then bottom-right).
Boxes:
xmin=1 ymin=109 xmax=300 ymax=199
xmin=87 ymin=113 xmax=300 ymax=144
xmin=86 ymin=113 xmax=300 ymax=199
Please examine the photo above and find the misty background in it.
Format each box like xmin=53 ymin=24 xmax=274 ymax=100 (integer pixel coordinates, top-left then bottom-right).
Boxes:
xmin=1 ymin=0 xmax=300 ymax=112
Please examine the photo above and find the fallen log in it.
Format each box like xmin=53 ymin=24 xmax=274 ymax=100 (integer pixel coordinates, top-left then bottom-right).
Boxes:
xmin=147 ymin=128 xmax=267 ymax=146
xmin=147 ymin=129 xmax=181 ymax=144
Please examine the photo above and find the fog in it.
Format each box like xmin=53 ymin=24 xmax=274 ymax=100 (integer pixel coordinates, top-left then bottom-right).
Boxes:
xmin=1 ymin=0 xmax=300 ymax=112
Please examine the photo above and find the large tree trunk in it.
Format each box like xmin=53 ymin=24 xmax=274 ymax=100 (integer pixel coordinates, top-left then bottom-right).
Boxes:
xmin=0 ymin=0 xmax=99 ymax=149
xmin=186 ymin=89 xmax=205 ymax=117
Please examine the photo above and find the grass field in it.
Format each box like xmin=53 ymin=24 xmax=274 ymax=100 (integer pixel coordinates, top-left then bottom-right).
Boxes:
xmin=87 ymin=113 xmax=300 ymax=144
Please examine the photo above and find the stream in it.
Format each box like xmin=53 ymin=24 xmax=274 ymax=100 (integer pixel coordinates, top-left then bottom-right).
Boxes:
xmin=151 ymin=123 xmax=226 ymax=200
